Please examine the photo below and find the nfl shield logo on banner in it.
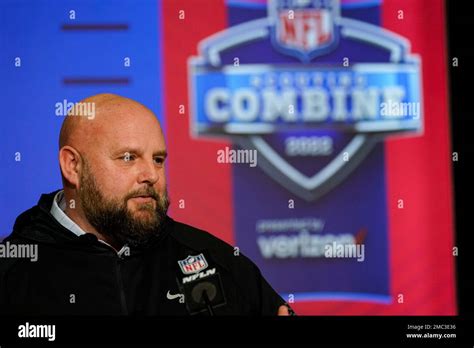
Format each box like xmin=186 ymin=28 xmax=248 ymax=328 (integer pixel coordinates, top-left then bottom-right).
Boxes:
xmin=178 ymin=254 xmax=209 ymax=275
xmin=269 ymin=0 xmax=340 ymax=62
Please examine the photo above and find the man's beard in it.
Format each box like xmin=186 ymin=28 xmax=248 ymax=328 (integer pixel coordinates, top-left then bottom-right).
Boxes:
xmin=78 ymin=161 xmax=170 ymax=248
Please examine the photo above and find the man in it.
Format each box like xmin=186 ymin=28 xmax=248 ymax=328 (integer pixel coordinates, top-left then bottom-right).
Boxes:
xmin=0 ymin=93 xmax=294 ymax=315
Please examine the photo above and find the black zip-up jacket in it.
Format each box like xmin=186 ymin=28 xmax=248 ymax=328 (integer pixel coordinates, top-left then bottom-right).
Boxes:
xmin=0 ymin=190 xmax=286 ymax=315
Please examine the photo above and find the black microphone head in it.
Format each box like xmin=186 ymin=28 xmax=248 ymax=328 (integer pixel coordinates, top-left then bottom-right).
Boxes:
xmin=191 ymin=281 xmax=217 ymax=303
xmin=175 ymin=251 xmax=226 ymax=315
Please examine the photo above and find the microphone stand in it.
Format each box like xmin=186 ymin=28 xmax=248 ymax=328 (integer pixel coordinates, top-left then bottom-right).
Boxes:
xmin=202 ymin=290 xmax=215 ymax=316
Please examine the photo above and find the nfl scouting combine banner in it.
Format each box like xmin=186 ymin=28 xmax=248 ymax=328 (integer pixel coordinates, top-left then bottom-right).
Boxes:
xmin=165 ymin=0 xmax=455 ymax=315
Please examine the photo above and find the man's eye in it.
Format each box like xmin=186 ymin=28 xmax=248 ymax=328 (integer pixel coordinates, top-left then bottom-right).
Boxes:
xmin=154 ymin=157 xmax=164 ymax=164
xmin=122 ymin=153 xmax=135 ymax=162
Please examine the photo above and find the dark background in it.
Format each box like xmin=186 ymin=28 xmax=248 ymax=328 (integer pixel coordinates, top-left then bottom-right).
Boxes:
xmin=447 ymin=0 xmax=473 ymax=320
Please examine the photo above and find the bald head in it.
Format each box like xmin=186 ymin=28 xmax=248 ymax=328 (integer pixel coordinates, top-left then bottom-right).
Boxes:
xmin=58 ymin=93 xmax=167 ymax=189
xmin=59 ymin=93 xmax=161 ymax=150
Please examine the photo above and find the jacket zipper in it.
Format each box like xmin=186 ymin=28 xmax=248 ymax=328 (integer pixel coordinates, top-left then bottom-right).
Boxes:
xmin=97 ymin=240 xmax=129 ymax=315
xmin=115 ymin=256 xmax=128 ymax=315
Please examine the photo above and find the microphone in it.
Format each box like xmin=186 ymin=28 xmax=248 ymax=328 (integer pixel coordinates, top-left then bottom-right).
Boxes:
xmin=176 ymin=252 xmax=226 ymax=315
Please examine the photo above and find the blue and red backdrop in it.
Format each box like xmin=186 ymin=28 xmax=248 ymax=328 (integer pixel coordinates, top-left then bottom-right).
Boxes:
xmin=0 ymin=0 xmax=456 ymax=315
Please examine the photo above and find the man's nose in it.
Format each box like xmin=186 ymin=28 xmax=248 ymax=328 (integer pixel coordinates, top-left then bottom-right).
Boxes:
xmin=136 ymin=159 xmax=159 ymax=185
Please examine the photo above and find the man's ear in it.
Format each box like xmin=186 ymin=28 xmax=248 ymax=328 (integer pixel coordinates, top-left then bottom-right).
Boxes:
xmin=59 ymin=146 xmax=82 ymax=187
